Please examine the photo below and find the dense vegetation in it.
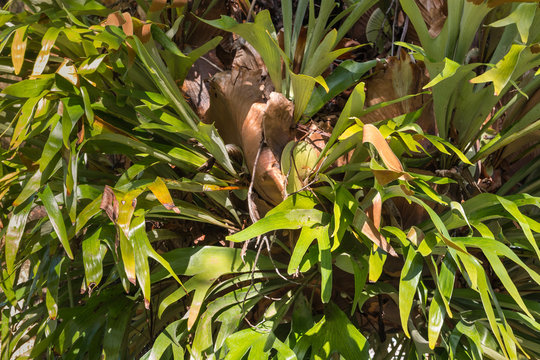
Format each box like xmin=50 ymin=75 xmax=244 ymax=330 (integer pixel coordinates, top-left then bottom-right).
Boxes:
xmin=0 ymin=0 xmax=539 ymax=359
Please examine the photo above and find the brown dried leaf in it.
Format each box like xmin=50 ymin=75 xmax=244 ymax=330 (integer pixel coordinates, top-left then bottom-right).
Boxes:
xmin=100 ymin=185 xmax=119 ymax=223
xmin=363 ymin=50 xmax=429 ymax=125
xmin=363 ymin=124 xmax=404 ymax=172
xmin=149 ymin=0 xmax=167 ymax=12
xmin=355 ymin=210 xmax=397 ymax=257
xmin=262 ymin=92 xmax=294 ymax=160
xmin=367 ymin=191 xmax=382 ymax=230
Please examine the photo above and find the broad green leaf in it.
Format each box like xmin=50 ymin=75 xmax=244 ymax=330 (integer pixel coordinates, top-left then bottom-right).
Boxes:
xmin=39 ymin=185 xmax=74 ymax=259
xmin=288 ymin=226 xmax=318 ymax=275
xmin=45 ymin=256 xmax=64 ymax=320
xmin=452 ymin=237 xmax=540 ymax=291
xmin=399 ymin=246 xmax=423 ymax=338
xmin=489 ymin=3 xmax=537 ymax=43
xmin=1 ymin=76 xmax=54 ymax=98
xmin=304 ymin=29 xmax=360 ymax=78
xmin=80 ymin=86 xmax=94 ymax=124
xmin=423 ymin=57 xmax=461 ymax=89
xmin=428 ymin=256 xmax=456 ymax=349
xmin=455 ymin=250 xmax=508 ymax=357
xmin=351 ymin=256 xmax=369 ymax=315
xmin=147 ymin=320 xmax=186 ymax=360
xmin=131 ymin=215 xmax=152 ymax=308
xmin=470 ymin=44 xmax=526 ymax=96
xmin=150 ymin=24 xmax=186 ymax=57
xmin=4 ymin=199 xmax=33 ymax=275
xmin=423 ymin=134 xmax=472 ymax=165
xmin=294 ymin=302 xmax=369 ymax=359
xmin=428 ymin=290 xmax=445 ymax=349
xmin=75 ymin=195 xmax=102 ymax=234
xmin=317 ymin=225 xmax=332 ymax=303
xmin=368 ymin=245 xmax=387 ymax=282
xmin=127 ymin=36 xmax=198 ymax=129
xmin=196 ymin=123 xmax=237 ymax=176
xmin=319 ymin=82 xmax=366 ymax=163
xmin=102 ymin=296 xmax=134 ymax=359
xmin=290 ymin=72 xmax=328 ymax=122
xmin=10 ymin=95 xmax=44 ymax=149
xmin=227 ymin=209 xmax=328 ymax=242
xmin=82 ymin=228 xmax=107 ymax=288
xmin=40 ymin=119 xmax=63 ymax=172
xmin=483 ymin=250 xmax=534 ymax=319
xmin=497 ymin=195 xmax=540 ymax=259
xmin=119 ymin=229 xmax=136 ymax=286
xmin=12 ymin=169 xmax=42 ymax=207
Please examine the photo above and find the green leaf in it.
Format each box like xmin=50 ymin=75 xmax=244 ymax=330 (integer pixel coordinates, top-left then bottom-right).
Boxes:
xmin=147 ymin=320 xmax=186 ymax=360
xmin=470 ymin=44 xmax=526 ymax=96
xmin=82 ymin=228 xmax=108 ymax=288
xmin=196 ymin=123 xmax=237 ymax=176
xmin=428 ymin=289 xmax=445 ymax=349
xmin=290 ymin=72 xmax=328 ymax=122
xmin=423 ymin=57 xmax=461 ymax=89
xmin=368 ymin=246 xmax=387 ymax=282
xmin=317 ymin=225 xmax=332 ymax=303
xmin=127 ymin=36 xmax=198 ymax=129
xmin=399 ymin=246 xmax=423 ymax=338
xmin=305 ymin=60 xmax=376 ymax=117
xmin=227 ymin=209 xmax=328 ymax=242
xmin=488 ymin=3 xmax=537 ymax=43
xmin=45 ymin=256 xmax=64 ymax=320
xmin=12 ymin=169 xmax=42 ymax=207
xmin=38 ymin=185 xmax=74 ymax=259
xmin=11 ymin=95 xmax=45 ymax=149
xmin=496 ymin=195 xmax=540 ymax=259
xmin=202 ymin=11 xmax=282 ymax=92
xmin=131 ymin=215 xmax=152 ymax=308
xmin=288 ymin=226 xmax=318 ymax=275
xmin=319 ymin=82 xmax=366 ymax=165
xmin=294 ymin=302 xmax=369 ymax=359
xmin=4 ymin=200 xmax=33 ymax=275
xmin=80 ymin=86 xmax=94 ymax=124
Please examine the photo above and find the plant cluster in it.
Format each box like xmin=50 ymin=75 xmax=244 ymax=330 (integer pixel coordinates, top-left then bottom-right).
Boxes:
xmin=0 ymin=0 xmax=539 ymax=359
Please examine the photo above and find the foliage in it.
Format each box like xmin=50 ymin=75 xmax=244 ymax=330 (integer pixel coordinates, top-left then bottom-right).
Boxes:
xmin=0 ymin=0 xmax=539 ymax=359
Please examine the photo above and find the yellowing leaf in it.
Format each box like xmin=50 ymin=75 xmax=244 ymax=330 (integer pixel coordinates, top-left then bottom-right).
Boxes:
xmin=56 ymin=59 xmax=79 ymax=86
xmin=32 ymin=27 xmax=62 ymax=77
xmin=423 ymin=57 xmax=460 ymax=89
xmin=11 ymin=25 xmax=28 ymax=75
xmin=148 ymin=177 xmax=180 ymax=213
xmin=470 ymin=44 xmax=526 ymax=96
xmin=363 ymin=124 xmax=404 ymax=172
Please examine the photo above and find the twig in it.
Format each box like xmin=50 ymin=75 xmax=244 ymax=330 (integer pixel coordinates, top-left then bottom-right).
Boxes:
xmin=246 ymin=0 xmax=257 ymax=22
xmin=200 ymin=55 xmax=224 ymax=73
xmin=396 ymin=16 xmax=409 ymax=55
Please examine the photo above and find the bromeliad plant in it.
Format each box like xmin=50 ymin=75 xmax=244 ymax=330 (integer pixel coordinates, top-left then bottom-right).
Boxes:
xmin=204 ymin=0 xmax=379 ymax=121
xmin=0 ymin=0 xmax=539 ymax=359
xmin=0 ymin=0 xmax=248 ymax=358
